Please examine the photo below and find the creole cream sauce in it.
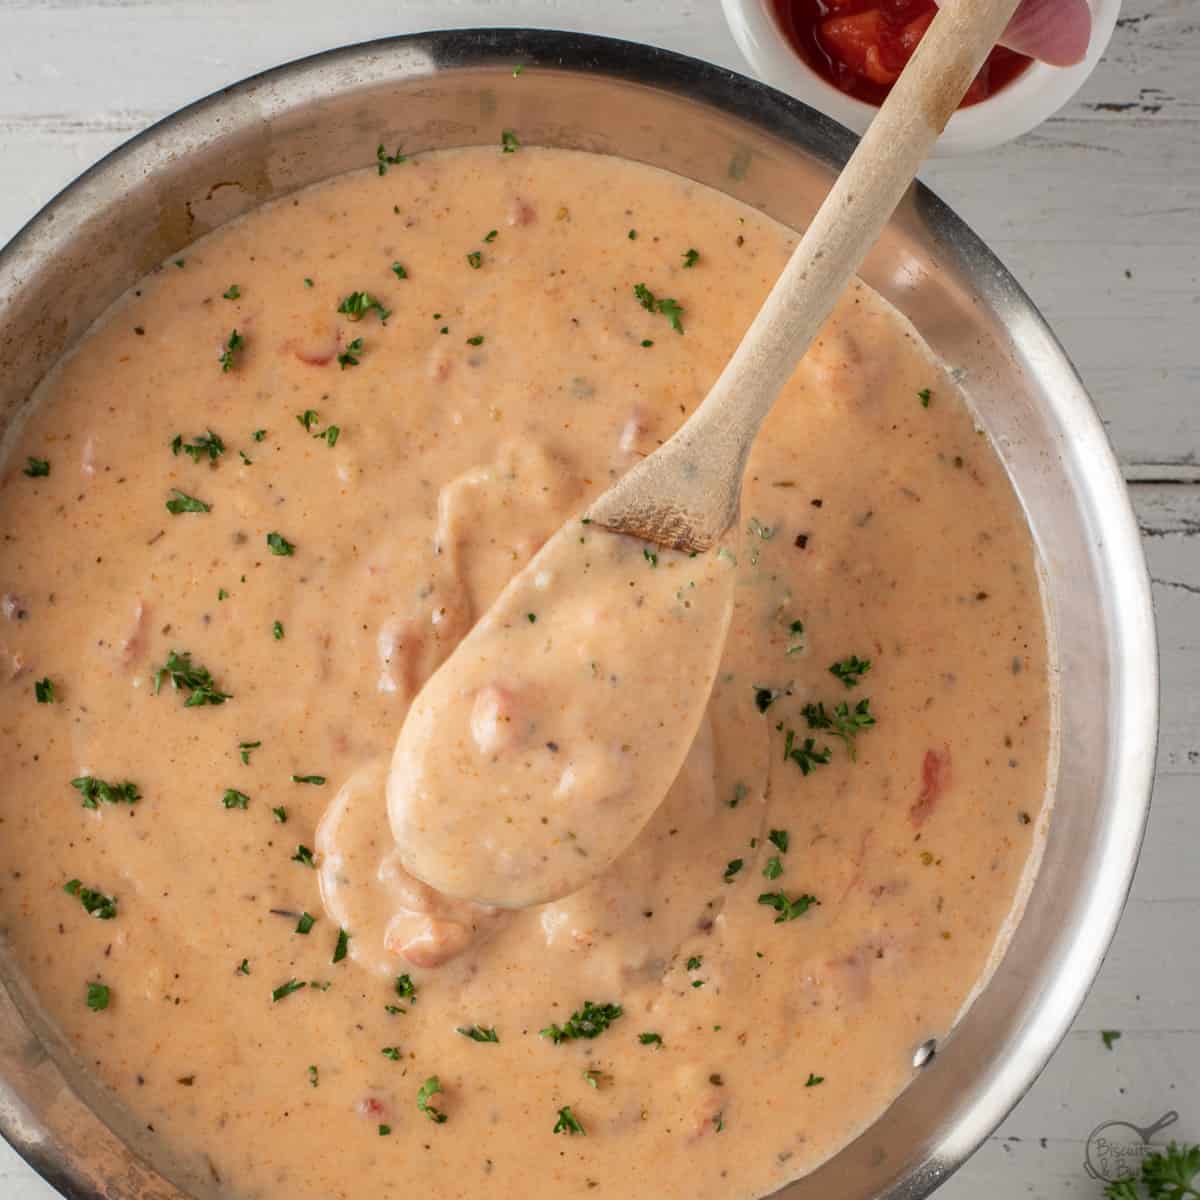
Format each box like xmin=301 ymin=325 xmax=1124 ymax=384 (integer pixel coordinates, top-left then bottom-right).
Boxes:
xmin=0 ymin=145 xmax=1049 ymax=1200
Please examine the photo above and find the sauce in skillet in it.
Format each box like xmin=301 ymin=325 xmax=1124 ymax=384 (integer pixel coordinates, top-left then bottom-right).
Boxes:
xmin=0 ymin=143 xmax=1050 ymax=1200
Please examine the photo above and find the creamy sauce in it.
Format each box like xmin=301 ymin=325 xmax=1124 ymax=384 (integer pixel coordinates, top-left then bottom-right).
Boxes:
xmin=0 ymin=145 xmax=1049 ymax=1200
xmin=389 ymin=525 xmax=735 ymax=907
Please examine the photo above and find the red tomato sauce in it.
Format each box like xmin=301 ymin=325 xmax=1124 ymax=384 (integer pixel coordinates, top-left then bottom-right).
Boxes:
xmin=771 ymin=0 xmax=1032 ymax=108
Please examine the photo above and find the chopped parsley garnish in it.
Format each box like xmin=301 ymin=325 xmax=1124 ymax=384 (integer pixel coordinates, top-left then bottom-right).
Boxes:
xmin=272 ymin=806 xmax=287 ymax=823
xmin=71 ymin=776 xmax=140 ymax=809
xmin=641 ymin=339 xmax=654 ymax=348
xmin=638 ymin=1032 xmax=663 ymax=1046
xmin=303 ymin=277 xmax=314 ymax=288
xmin=307 ymin=1064 xmax=318 ymax=1087
xmin=457 ymin=1025 xmax=499 ymax=1043
xmin=782 ymin=727 xmax=832 ymax=775
xmin=219 ymin=329 xmax=244 ymax=372
xmin=763 ymin=856 xmax=783 ymax=880
xmin=251 ymin=428 xmax=266 ymax=442
xmin=64 ymin=879 xmax=117 ymax=920
xmin=395 ymin=974 xmax=417 ymax=1001
xmin=627 ymin=229 xmax=637 ymax=240
xmin=466 ymin=335 xmax=485 ymax=347
xmin=483 ymin=229 xmax=498 ymax=243
xmin=376 ymin=144 xmax=407 ymax=174
xmin=222 ymin=284 xmax=241 ymax=300
xmin=86 ymin=981 xmax=110 ymax=1012
xmin=829 ymin=655 xmax=872 ymax=688
xmin=553 ymin=1106 xmax=585 ymax=1136
xmin=291 ymin=774 xmax=326 ymax=785
xmin=723 ymin=858 xmax=744 ymax=883
xmin=802 ymin=698 xmax=876 ymax=758
xmin=682 ymin=248 xmax=700 ymax=268
xmin=170 ymin=430 xmax=225 ymax=462
xmin=1104 ymin=1141 xmax=1200 ymax=1199
xmin=686 ymin=956 xmax=702 ymax=971
xmin=805 ymin=1072 xmax=825 ymax=1086
xmin=1102 ymin=1030 xmax=1122 ymax=1050
xmin=337 ymin=291 xmax=390 ymax=323
xmin=384 ymin=1005 xmax=405 ymax=1016
xmin=272 ymin=620 xmax=284 ymax=641
xmin=512 ymin=63 xmax=524 ymax=76
xmin=644 ymin=547 xmax=658 ymax=567
xmin=237 ymin=959 xmax=250 ymax=975
xmin=768 ymin=829 xmax=789 ymax=853
xmin=466 ymin=250 xmax=483 ymax=269
xmin=417 ymin=1075 xmax=447 ymax=1123
xmin=583 ymin=1068 xmax=608 ymax=1088
xmin=35 ymin=677 xmax=55 ymax=704
xmin=333 ymin=928 xmax=349 ymax=963
xmin=758 ymin=891 xmax=819 ymax=923
xmin=291 ymin=845 xmax=316 ymax=867
xmin=378 ymin=1124 xmax=391 ymax=1136
xmin=238 ymin=740 xmax=260 ymax=764
xmin=918 ymin=388 xmax=932 ymax=407
xmin=391 ymin=261 xmax=408 ymax=280
xmin=500 ymin=129 xmax=521 ymax=153
xmin=786 ymin=618 xmax=806 ymax=656
xmin=266 ymin=531 xmax=295 ymax=556
xmin=318 ymin=425 xmax=340 ymax=447
xmin=381 ymin=1046 xmax=402 ymax=1060
xmin=526 ymin=612 xmax=537 ymax=623
xmin=540 ymin=1001 xmax=623 ymax=1044
xmin=754 ymin=687 xmax=780 ymax=713
xmin=23 ymin=457 xmax=50 ymax=478
xmin=165 ymin=489 xmax=211 ymax=514
xmin=153 ymin=649 xmax=230 ymax=706
xmin=297 ymin=409 xmax=319 ymax=432
xmin=218 ymin=588 xmax=229 ymax=600
xmin=271 ymin=978 xmax=307 ymax=1002
xmin=296 ymin=912 xmax=315 ymax=935
xmin=633 ymin=282 xmax=685 ymax=333
xmin=729 ymin=782 xmax=747 ymax=809
xmin=221 ymin=788 xmax=249 ymax=810
xmin=338 ymin=338 xmax=363 ymax=369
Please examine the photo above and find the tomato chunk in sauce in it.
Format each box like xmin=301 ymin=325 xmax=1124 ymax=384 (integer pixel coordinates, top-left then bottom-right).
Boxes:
xmin=772 ymin=0 xmax=1032 ymax=107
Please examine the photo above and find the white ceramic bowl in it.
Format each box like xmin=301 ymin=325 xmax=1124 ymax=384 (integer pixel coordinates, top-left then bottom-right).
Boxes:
xmin=720 ymin=0 xmax=1121 ymax=154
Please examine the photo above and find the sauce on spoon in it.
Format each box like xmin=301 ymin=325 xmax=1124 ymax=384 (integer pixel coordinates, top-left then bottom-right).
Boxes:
xmin=387 ymin=521 xmax=736 ymax=907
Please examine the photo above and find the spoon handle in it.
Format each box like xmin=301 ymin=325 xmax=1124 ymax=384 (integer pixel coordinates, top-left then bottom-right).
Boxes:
xmin=589 ymin=0 xmax=1023 ymax=549
xmin=701 ymin=0 xmax=1024 ymax=430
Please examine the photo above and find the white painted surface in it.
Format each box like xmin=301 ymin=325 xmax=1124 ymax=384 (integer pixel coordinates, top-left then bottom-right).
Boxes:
xmin=0 ymin=1 xmax=1196 ymax=1197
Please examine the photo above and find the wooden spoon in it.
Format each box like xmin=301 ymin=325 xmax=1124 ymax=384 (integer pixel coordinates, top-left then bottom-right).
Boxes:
xmin=387 ymin=0 xmax=1024 ymax=909
xmin=588 ymin=0 xmax=1024 ymax=551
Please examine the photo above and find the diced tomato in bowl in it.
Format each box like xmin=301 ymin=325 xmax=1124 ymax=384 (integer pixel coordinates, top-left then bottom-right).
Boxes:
xmin=772 ymin=0 xmax=1031 ymax=107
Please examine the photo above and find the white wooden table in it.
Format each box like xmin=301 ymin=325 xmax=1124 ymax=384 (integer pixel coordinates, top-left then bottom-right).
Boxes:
xmin=0 ymin=1 xmax=1195 ymax=1196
